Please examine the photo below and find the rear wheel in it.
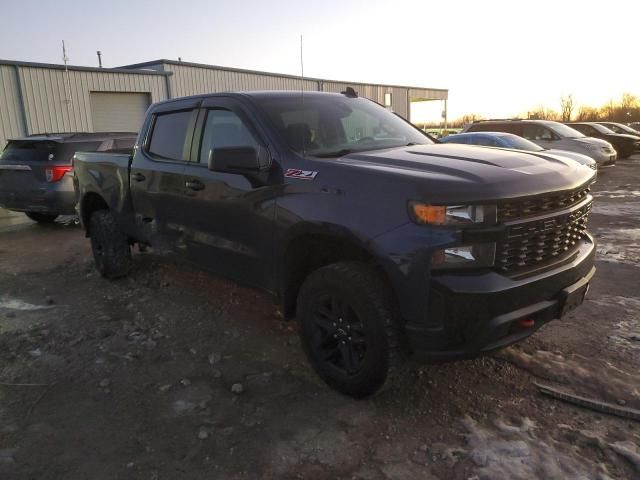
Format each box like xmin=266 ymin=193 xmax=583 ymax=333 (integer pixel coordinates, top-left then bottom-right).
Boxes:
xmin=297 ymin=261 xmax=403 ymax=398
xmin=25 ymin=212 xmax=58 ymax=223
xmin=89 ymin=210 xmax=132 ymax=279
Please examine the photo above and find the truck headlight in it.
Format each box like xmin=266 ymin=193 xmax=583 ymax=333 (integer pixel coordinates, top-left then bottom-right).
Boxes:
xmin=432 ymin=243 xmax=496 ymax=269
xmin=409 ymin=202 xmax=496 ymax=226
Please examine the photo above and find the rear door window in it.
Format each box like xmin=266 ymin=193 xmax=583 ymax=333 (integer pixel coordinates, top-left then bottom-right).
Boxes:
xmin=471 ymin=123 xmax=512 ymax=134
xmin=572 ymin=124 xmax=594 ymax=136
xmin=148 ymin=110 xmax=194 ymax=161
xmin=523 ymin=124 xmax=555 ymax=141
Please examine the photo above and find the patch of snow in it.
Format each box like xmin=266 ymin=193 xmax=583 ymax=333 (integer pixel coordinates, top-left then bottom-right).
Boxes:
xmin=462 ymin=416 xmax=598 ymax=480
xmin=0 ymin=298 xmax=54 ymax=311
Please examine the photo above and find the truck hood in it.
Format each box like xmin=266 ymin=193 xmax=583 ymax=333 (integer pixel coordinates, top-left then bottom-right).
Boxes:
xmin=331 ymin=144 xmax=595 ymax=203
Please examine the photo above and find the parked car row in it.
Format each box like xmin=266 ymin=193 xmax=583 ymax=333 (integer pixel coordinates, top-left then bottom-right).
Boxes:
xmin=460 ymin=118 xmax=640 ymax=166
xmin=597 ymin=121 xmax=640 ymax=137
xmin=439 ymin=132 xmax=597 ymax=170
xmin=462 ymin=119 xmax=619 ymax=166
xmin=0 ymin=132 xmax=136 ymax=222
xmin=567 ymin=122 xmax=640 ymax=158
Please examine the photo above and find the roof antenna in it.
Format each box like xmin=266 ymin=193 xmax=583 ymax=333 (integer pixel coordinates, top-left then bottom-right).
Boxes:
xmin=299 ymin=34 xmax=306 ymax=158
xmin=341 ymin=86 xmax=358 ymax=98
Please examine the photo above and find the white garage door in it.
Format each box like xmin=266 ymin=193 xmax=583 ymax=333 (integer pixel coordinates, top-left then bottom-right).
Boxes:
xmin=90 ymin=92 xmax=151 ymax=132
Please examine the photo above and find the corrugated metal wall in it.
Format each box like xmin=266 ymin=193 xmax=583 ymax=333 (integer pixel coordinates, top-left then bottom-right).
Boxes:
xmin=17 ymin=67 xmax=167 ymax=135
xmin=164 ymin=64 xmax=319 ymax=97
xmin=0 ymin=65 xmax=26 ymax=148
xmin=0 ymin=64 xmax=168 ymax=147
xmin=157 ymin=62 xmax=446 ymax=121
xmin=0 ymin=59 xmax=447 ymax=148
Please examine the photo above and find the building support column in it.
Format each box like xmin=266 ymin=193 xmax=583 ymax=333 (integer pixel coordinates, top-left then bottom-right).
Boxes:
xmin=13 ymin=65 xmax=29 ymax=136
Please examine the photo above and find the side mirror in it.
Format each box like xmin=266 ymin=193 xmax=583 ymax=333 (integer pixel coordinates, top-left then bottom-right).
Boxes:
xmin=208 ymin=146 xmax=269 ymax=173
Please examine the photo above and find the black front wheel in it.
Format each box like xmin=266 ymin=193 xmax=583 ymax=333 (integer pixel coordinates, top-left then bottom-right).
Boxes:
xmin=297 ymin=261 xmax=403 ymax=398
xmin=89 ymin=210 xmax=132 ymax=279
xmin=25 ymin=212 xmax=58 ymax=223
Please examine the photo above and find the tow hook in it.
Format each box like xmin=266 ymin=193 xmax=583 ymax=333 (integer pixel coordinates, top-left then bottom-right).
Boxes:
xmin=518 ymin=318 xmax=535 ymax=328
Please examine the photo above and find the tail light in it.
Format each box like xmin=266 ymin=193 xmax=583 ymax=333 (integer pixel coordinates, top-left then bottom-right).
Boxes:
xmin=45 ymin=166 xmax=72 ymax=183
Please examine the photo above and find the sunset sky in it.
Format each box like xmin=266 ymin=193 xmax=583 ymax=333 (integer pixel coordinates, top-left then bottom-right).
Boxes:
xmin=1 ymin=0 xmax=638 ymax=123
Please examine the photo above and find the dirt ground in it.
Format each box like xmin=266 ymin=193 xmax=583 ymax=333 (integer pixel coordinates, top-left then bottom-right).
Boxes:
xmin=1 ymin=156 xmax=639 ymax=480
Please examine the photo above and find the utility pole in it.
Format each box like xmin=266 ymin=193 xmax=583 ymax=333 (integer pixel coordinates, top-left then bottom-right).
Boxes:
xmin=62 ymin=40 xmax=72 ymax=105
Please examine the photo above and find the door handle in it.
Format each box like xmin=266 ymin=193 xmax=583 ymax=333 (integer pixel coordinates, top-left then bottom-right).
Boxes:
xmin=132 ymin=172 xmax=146 ymax=182
xmin=185 ymin=180 xmax=205 ymax=191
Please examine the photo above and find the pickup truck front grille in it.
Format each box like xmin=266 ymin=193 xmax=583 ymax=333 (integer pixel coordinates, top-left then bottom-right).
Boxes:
xmin=495 ymin=201 xmax=592 ymax=274
xmin=498 ymin=183 xmax=591 ymax=222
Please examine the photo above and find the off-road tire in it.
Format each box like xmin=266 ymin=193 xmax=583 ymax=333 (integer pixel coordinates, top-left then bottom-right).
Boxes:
xmin=297 ymin=261 xmax=404 ymax=398
xmin=25 ymin=212 xmax=58 ymax=223
xmin=89 ymin=209 xmax=132 ymax=279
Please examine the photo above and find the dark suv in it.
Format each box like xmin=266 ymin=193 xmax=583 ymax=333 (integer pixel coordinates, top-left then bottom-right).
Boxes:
xmin=567 ymin=122 xmax=640 ymax=158
xmin=0 ymin=132 xmax=136 ymax=223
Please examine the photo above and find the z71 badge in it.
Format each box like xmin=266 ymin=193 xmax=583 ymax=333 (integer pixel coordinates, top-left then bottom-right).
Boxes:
xmin=285 ymin=168 xmax=318 ymax=180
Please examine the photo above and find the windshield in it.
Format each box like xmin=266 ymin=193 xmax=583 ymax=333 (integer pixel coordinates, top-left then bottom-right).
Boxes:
xmin=590 ymin=123 xmax=616 ymax=134
xmin=253 ymin=95 xmax=432 ymax=157
xmin=499 ymin=135 xmax=544 ymax=152
xmin=602 ymin=123 xmax=637 ymax=135
xmin=547 ymin=123 xmax=585 ymax=139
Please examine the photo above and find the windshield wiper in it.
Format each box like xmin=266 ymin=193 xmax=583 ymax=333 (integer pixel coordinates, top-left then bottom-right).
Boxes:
xmin=311 ymin=149 xmax=354 ymax=158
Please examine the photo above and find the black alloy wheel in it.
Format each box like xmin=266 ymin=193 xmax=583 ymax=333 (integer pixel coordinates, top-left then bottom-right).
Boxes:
xmin=308 ymin=294 xmax=368 ymax=376
xmin=297 ymin=261 xmax=403 ymax=398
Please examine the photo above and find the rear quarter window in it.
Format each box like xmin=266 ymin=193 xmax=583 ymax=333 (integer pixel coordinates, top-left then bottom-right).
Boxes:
xmin=469 ymin=123 xmax=507 ymax=133
xmin=0 ymin=141 xmax=56 ymax=163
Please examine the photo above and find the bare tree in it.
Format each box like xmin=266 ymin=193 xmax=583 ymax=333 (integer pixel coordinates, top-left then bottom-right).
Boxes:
xmin=576 ymin=106 xmax=600 ymax=122
xmin=461 ymin=113 xmax=484 ymax=124
xmin=618 ymin=93 xmax=639 ymax=122
xmin=560 ymin=94 xmax=575 ymax=122
xmin=605 ymin=99 xmax=616 ymax=121
xmin=528 ymin=106 xmax=560 ymax=121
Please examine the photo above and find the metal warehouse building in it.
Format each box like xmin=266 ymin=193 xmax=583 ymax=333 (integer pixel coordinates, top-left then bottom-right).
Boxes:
xmin=0 ymin=58 xmax=448 ymax=147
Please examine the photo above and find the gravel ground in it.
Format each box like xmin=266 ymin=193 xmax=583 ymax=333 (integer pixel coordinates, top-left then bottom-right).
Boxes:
xmin=0 ymin=156 xmax=639 ymax=480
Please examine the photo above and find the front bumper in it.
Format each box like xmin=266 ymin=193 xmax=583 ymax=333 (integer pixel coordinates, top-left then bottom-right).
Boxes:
xmin=590 ymin=150 xmax=616 ymax=166
xmin=406 ymin=236 xmax=595 ymax=359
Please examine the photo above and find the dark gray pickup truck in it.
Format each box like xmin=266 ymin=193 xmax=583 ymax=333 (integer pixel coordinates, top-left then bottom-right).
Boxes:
xmin=74 ymin=90 xmax=596 ymax=397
